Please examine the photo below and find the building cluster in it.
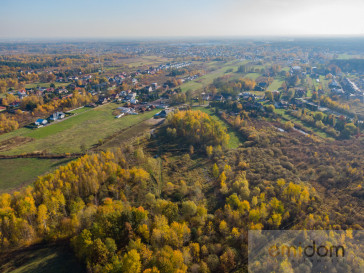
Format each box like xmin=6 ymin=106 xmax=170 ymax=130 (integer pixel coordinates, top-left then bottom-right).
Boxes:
xmin=341 ymin=78 xmax=363 ymax=98
xmin=34 ymin=111 xmax=66 ymax=128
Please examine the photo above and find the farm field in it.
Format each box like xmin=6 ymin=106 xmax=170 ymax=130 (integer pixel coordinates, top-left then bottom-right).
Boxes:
xmin=180 ymin=60 xmax=245 ymax=92
xmin=267 ymin=78 xmax=284 ymax=91
xmin=0 ymin=158 xmax=72 ymax=192
xmin=0 ymin=103 xmax=159 ymax=155
xmin=244 ymin=72 xmax=261 ymax=80
xmin=123 ymin=55 xmax=170 ymax=68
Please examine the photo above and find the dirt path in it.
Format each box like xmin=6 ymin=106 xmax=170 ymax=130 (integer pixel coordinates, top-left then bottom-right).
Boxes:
xmin=97 ymin=117 xmax=165 ymax=150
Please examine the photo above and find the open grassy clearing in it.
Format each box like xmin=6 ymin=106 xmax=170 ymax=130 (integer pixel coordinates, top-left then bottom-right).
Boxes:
xmin=267 ymin=78 xmax=284 ymax=91
xmin=99 ymin=117 xmax=163 ymax=150
xmin=124 ymin=55 xmax=170 ymax=68
xmin=244 ymin=91 xmax=266 ymax=96
xmin=179 ymin=60 xmax=245 ymax=93
xmin=0 ymin=246 xmax=84 ymax=273
xmin=0 ymin=158 xmax=72 ymax=192
xmin=312 ymin=75 xmax=330 ymax=90
xmin=194 ymin=106 xmax=241 ymax=149
xmin=336 ymin=53 xmax=364 ymax=59
xmin=206 ymin=61 xmax=224 ymax=69
xmin=24 ymin=82 xmax=69 ymax=89
xmin=67 ymin=107 xmax=90 ymax=114
xmin=244 ymin=73 xmax=261 ymax=80
xmin=0 ymin=103 xmax=159 ymax=155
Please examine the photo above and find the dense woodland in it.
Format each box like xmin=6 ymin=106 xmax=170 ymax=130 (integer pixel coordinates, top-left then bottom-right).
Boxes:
xmin=0 ymin=109 xmax=363 ymax=272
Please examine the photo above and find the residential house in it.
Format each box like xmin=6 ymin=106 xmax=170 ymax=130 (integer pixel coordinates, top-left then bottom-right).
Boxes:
xmin=329 ymin=79 xmax=341 ymax=89
xmin=291 ymin=66 xmax=302 ymax=75
xmin=151 ymin=83 xmax=158 ymax=90
xmin=213 ymin=95 xmax=224 ymax=101
xmin=202 ymin=94 xmax=211 ymax=101
xmin=35 ymin=119 xmax=48 ymax=126
xmin=145 ymin=86 xmax=153 ymax=93
xmin=117 ymin=107 xmax=138 ymax=115
xmin=110 ymin=93 xmax=120 ymax=101
xmin=126 ymin=92 xmax=137 ymax=101
xmin=8 ymin=101 xmax=20 ymax=108
xmin=56 ymin=88 xmax=68 ymax=94
xmin=119 ymin=91 xmax=127 ymax=97
xmin=97 ymin=97 xmax=108 ymax=105
xmin=240 ymin=92 xmax=256 ymax=100
xmin=130 ymin=98 xmax=139 ymax=104
xmin=17 ymin=90 xmax=27 ymax=99
xmin=49 ymin=112 xmax=65 ymax=121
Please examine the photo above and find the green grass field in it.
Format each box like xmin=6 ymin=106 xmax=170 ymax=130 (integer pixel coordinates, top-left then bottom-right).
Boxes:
xmin=0 ymin=246 xmax=84 ymax=273
xmin=311 ymin=75 xmax=330 ymax=91
xmin=0 ymin=103 xmax=159 ymax=155
xmin=244 ymin=73 xmax=261 ymax=80
xmin=124 ymin=55 xmax=170 ymax=68
xmin=267 ymin=78 xmax=284 ymax=91
xmin=67 ymin=107 xmax=90 ymax=114
xmin=180 ymin=60 xmax=246 ymax=93
xmin=194 ymin=107 xmax=241 ymax=149
xmin=25 ymin=82 xmax=69 ymax=89
xmin=336 ymin=54 xmax=364 ymax=60
xmin=0 ymin=158 xmax=73 ymax=192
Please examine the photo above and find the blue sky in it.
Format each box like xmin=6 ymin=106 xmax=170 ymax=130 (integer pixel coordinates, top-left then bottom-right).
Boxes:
xmin=1 ymin=0 xmax=364 ymax=38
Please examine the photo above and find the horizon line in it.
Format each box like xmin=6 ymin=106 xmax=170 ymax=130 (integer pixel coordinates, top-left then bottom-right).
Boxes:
xmin=1 ymin=34 xmax=364 ymax=43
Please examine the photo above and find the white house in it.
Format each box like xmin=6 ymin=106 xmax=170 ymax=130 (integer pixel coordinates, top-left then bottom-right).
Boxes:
xmin=49 ymin=112 xmax=66 ymax=121
xmin=35 ymin=119 xmax=48 ymax=126
xmin=126 ymin=92 xmax=137 ymax=101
